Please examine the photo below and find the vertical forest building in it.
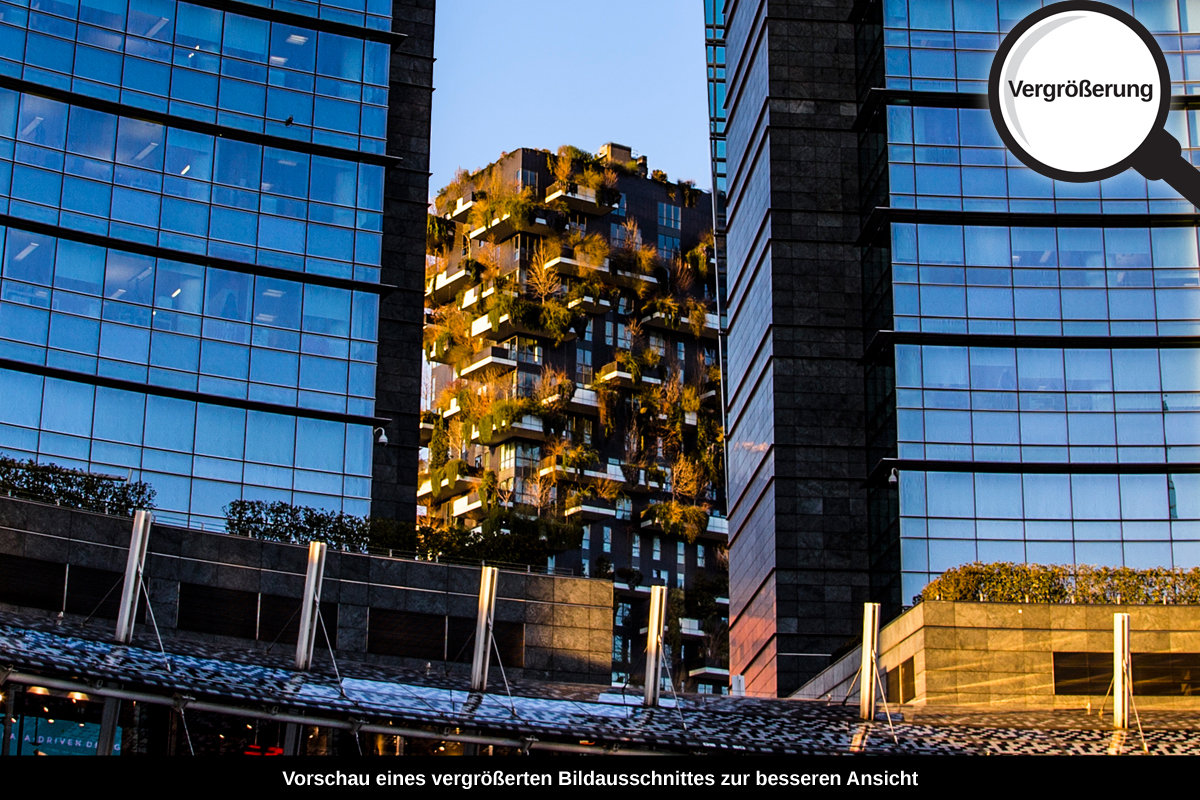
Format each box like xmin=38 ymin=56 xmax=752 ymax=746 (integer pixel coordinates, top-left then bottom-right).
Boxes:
xmin=423 ymin=144 xmax=730 ymax=691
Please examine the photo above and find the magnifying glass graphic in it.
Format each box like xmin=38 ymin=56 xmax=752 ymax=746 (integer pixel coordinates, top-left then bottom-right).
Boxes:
xmin=989 ymin=0 xmax=1200 ymax=205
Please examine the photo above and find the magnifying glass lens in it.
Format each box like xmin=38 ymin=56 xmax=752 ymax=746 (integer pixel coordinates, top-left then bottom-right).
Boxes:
xmin=994 ymin=9 xmax=1165 ymax=177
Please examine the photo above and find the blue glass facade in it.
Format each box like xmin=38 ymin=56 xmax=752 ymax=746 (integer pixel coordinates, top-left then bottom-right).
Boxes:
xmin=0 ymin=0 xmax=432 ymax=528
xmin=866 ymin=0 xmax=1200 ymax=604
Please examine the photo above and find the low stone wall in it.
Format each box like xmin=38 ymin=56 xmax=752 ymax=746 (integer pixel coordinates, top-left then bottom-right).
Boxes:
xmin=0 ymin=496 xmax=613 ymax=684
xmin=796 ymin=600 xmax=1200 ymax=709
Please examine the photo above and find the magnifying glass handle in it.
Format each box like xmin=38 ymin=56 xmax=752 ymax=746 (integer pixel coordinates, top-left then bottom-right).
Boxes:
xmin=1132 ymin=128 xmax=1200 ymax=209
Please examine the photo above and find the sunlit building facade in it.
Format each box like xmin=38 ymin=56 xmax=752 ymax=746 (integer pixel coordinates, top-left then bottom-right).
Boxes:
xmin=0 ymin=0 xmax=432 ymax=527
xmin=722 ymin=0 xmax=1200 ymax=696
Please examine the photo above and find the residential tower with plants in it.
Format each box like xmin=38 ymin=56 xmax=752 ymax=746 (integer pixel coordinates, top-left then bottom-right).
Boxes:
xmin=422 ymin=144 xmax=730 ymax=692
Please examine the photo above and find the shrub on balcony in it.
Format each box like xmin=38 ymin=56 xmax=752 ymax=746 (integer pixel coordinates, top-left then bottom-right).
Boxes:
xmin=488 ymin=293 xmax=576 ymax=346
xmin=475 ymin=508 xmax=583 ymax=564
xmin=644 ymin=501 xmax=710 ymax=544
xmin=428 ymin=419 xmax=449 ymax=471
xmin=615 ymin=567 xmax=643 ymax=587
xmin=0 ymin=456 xmax=155 ymax=517
xmin=641 ymin=295 xmax=682 ymax=329
xmin=426 ymin=213 xmax=455 ymax=253
xmin=476 ymin=398 xmax=538 ymax=445
xmin=425 ymin=458 xmax=467 ymax=504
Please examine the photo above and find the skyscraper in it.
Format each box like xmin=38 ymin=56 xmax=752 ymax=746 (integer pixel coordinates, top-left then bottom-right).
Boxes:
xmin=722 ymin=0 xmax=871 ymax=697
xmin=721 ymin=0 xmax=1200 ymax=697
xmin=0 ymin=0 xmax=433 ymax=528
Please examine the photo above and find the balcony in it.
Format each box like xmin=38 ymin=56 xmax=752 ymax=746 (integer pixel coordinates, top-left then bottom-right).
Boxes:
xmin=537 ymin=454 xmax=609 ymax=484
xmin=470 ymin=309 xmax=576 ymax=342
xmin=596 ymin=361 xmax=661 ymax=389
xmin=544 ymin=385 xmax=599 ymax=415
xmin=687 ymin=661 xmax=730 ymax=680
xmin=622 ymin=467 xmax=666 ymax=495
xmin=419 ymin=418 xmax=436 ymax=445
xmin=425 ymin=263 xmax=472 ymax=305
xmin=609 ymin=265 xmax=659 ymax=290
xmin=563 ymin=495 xmax=617 ymax=522
xmin=458 ymin=344 xmax=517 ymax=379
xmin=544 ymin=181 xmax=615 ymax=215
xmin=679 ymin=617 xmax=704 ymax=640
xmin=417 ymin=465 xmax=481 ymax=501
xmin=470 ymin=414 xmax=546 ymax=445
xmin=613 ymin=581 xmax=651 ymax=597
xmin=567 ymin=293 xmax=612 ymax=315
xmin=543 ymin=254 xmax=610 ymax=279
xmin=658 ymin=410 xmax=699 ymax=428
xmin=451 ymin=491 xmax=487 ymax=520
xmin=448 ymin=193 xmax=479 ymax=223
xmin=442 ymin=396 xmax=463 ymax=420
xmin=640 ymin=311 xmax=720 ymax=340
xmin=424 ymin=337 xmax=458 ymax=365
xmin=460 ymin=280 xmax=516 ymax=313
xmin=469 ymin=211 xmax=556 ymax=244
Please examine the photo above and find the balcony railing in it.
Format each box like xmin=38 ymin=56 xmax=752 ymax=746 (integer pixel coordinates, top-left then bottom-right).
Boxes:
xmin=458 ymin=344 xmax=517 ymax=378
xmin=448 ymin=192 xmax=480 ymax=223
xmin=640 ymin=310 xmax=720 ymax=340
xmin=563 ymin=495 xmax=617 ymax=521
xmin=597 ymin=361 xmax=661 ymax=389
xmin=470 ymin=413 xmax=546 ymax=445
xmin=470 ymin=308 xmax=576 ymax=343
xmin=425 ymin=263 xmax=472 ymax=304
xmin=469 ymin=210 xmax=556 ymax=244
xmin=544 ymin=180 xmax=615 ymax=215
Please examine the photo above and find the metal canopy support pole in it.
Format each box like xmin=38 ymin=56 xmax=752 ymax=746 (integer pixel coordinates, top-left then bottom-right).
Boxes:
xmin=97 ymin=509 xmax=153 ymax=756
xmin=644 ymin=585 xmax=667 ymax=708
xmin=295 ymin=542 xmax=328 ymax=672
xmin=470 ymin=566 xmax=499 ymax=693
xmin=1114 ymin=612 xmax=1131 ymax=731
xmin=859 ymin=602 xmax=881 ymax=722
xmin=285 ymin=541 xmax=327 ymax=756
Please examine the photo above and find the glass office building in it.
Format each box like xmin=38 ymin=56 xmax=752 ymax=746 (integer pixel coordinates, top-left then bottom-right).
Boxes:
xmin=0 ymin=0 xmax=433 ymax=528
xmin=866 ymin=0 xmax=1200 ymax=606
xmin=721 ymin=0 xmax=1200 ymax=695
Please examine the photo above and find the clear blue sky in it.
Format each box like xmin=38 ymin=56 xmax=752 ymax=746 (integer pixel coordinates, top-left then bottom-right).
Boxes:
xmin=429 ymin=1 xmax=712 ymax=199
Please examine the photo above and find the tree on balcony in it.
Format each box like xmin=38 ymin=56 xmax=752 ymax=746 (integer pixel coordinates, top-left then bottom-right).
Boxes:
xmin=527 ymin=241 xmax=562 ymax=304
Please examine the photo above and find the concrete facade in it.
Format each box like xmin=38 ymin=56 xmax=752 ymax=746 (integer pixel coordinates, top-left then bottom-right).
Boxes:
xmin=0 ymin=495 xmax=612 ymax=684
xmin=798 ymin=600 xmax=1200 ymax=709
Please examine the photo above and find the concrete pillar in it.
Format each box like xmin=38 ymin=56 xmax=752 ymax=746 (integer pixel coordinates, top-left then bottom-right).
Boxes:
xmin=644 ymin=585 xmax=667 ymax=707
xmin=285 ymin=541 xmax=327 ymax=756
xmin=470 ymin=566 xmax=498 ymax=693
xmin=1113 ymin=612 xmax=1130 ymax=730
xmin=859 ymin=602 xmax=881 ymax=721
xmin=97 ymin=509 xmax=153 ymax=756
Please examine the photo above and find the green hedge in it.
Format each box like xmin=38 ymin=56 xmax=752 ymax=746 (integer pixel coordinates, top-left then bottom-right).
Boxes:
xmin=224 ymin=499 xmax=582 ymax=567
xmin=0 ymin=456 xmax=155 ymax=517
xmin=920 ymin=561 xmax=1200 ymax=605
xmin=225 ymin=500 xmax=374 ymax=550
